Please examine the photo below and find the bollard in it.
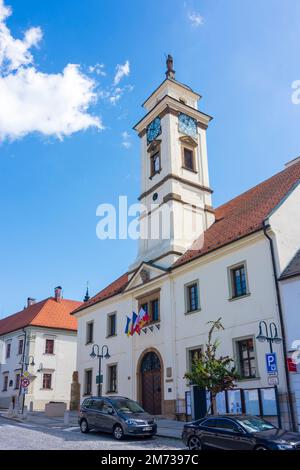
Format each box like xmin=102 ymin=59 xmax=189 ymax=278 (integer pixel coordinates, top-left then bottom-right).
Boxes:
xmin=29 ymin=401 xmax=34 ymax=413
xmin=63 ymin=410 xmax=70 ymax=425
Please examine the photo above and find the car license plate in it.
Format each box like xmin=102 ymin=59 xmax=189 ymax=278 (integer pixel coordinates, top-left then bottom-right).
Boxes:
xmin=143 ymin=426 xmax=152 ymax=431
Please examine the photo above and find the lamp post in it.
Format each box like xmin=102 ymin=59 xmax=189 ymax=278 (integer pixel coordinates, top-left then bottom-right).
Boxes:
xmin=90 ymin=344 xmax=110 ymax=397
xmin=256 ymin=321 xmax=282 ymax=353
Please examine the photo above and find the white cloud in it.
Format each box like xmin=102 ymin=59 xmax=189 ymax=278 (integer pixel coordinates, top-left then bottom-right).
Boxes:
xmin=188 ymin=12 xmax=204 ymax=27
xmin=113 ymin=60 xmax=130 ymax=85
xmin=121 ymin=131 xmax=131 ymax=149
xmin=0 ymin=0 xmax=101 ymax=142
xmin=0 ymin=64 xmax=102 ymax=141
xmin=88 ymin=63 xmax=106 ymax=76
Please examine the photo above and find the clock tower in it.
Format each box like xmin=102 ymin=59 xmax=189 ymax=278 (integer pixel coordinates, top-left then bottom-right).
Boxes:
xmin=131 ymin=56 xmax=214 ymax=269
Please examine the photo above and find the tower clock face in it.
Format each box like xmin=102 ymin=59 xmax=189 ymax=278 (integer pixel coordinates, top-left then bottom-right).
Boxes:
xmin=178 ymin=113 xmax=197 ymax=139
xmin=147 ymin=117 xmax=161 ymax=144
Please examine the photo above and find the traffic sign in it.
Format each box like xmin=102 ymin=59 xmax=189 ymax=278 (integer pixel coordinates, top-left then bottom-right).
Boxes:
xmin=287 ymin=358 xmax=297 ymax=373
xmin=266 ymin=353 xmax=278 ymax=374
xmin=21 ymin=377 xmax=30 ymax=388
xmin=268 ymin=375 xmax=279 ymax=386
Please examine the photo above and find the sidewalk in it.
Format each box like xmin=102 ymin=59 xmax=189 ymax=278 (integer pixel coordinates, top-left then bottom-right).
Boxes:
xmin=0 ymin=410 xmax=184 ymax=439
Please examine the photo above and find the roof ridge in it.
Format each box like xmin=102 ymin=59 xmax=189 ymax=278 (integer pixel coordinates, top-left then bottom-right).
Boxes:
xmin=0 ymin=297 xmax=50 ymax=325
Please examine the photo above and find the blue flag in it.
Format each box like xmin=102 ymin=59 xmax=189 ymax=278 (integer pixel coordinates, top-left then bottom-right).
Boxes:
xmin=125 ymin=316 xmax=131 ymax=336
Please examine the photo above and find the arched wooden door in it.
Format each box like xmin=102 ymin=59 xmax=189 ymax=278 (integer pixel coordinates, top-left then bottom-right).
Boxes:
xmin=140 ymin=351 xmax=162 ymax=415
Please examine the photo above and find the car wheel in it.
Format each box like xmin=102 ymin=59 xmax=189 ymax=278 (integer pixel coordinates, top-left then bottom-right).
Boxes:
xmin=255 ymin=445 xmax=268 ymax=451
xmin=80 ymin=419 xmax=89 ymax=434
xmin=188 ymin=435 xmax=202 ymax=450
xmin=113 ymin=424 xmax=124 ymax=440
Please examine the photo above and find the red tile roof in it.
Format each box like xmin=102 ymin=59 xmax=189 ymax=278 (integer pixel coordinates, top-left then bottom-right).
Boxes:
xmin=174 ymin=160 xmax=300 ymax=267
xmin=72 ymin=273 xmax=129 ymax=314
xmin=0 ymin=298 xmax=82 ymax=336
xmin=72 ymin=161 xmax=300 ymax=314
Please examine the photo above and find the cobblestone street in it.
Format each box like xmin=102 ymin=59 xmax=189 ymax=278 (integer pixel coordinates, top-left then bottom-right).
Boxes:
xmin=0 ymin=417 xmax=185 ymax=450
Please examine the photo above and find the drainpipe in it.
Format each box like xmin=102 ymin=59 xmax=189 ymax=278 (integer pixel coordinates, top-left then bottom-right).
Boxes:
xmin=263 ymin=221 xmax=297 ymax=431
xmin=18 ymin=328 xmax=27 ymax=398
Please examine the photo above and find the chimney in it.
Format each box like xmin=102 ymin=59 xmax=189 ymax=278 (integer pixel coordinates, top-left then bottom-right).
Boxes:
xmin=27 ymin=297 xmax=36 ymax=308
xmin=54 ymin=286 xmax=62 ymax=302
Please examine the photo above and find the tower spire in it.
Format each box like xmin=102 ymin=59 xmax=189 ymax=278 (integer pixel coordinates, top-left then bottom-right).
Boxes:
xmin=165 ymin=54 xmax=175 ymax=80
xmin=84 ymin=282 xmax=90 ymax=302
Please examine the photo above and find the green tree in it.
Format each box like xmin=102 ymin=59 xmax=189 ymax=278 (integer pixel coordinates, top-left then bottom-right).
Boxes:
xmin=184 ymin=318 xmax=239 ymax=415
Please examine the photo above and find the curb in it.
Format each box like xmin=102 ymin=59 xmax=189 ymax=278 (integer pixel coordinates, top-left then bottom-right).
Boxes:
xmin=0 ymin=413 xmax=25 ymax=423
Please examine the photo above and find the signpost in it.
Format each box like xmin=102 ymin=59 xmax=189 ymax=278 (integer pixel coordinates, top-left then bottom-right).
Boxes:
xmin=96 ymin=374 xmax=103 ymax=385
xmin=266 ymin=353 xmax=278 ymax=374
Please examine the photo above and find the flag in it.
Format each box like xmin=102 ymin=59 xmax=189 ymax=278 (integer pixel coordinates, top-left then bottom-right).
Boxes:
xmin=130 ymin=312 xmax=138 ymax=336
xmin=137 ymin=307 xmax=149 ymax=330
xmin=133 ymin=307 xmax=149 ymax=335
xmin=124 ymin=316 xmax=131 ymax=336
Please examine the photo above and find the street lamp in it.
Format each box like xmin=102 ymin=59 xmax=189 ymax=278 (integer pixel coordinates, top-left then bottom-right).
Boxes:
xmin=90 ymin=344 xmax=110 ymax=397
xmin=256 ymin=321 xmax=282 ymax=353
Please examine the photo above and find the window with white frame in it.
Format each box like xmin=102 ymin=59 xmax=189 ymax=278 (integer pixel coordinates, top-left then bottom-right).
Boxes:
xmin=235 ymin=337 xmax=257 ymax=379
xmin=84 ymin=369 xmax=93 ymax=395
xmin=2 ymin=375 xmax=9 ymax=391
xmin=18 ymin=339 xmax=24 ymax=356
xmin=45 ymin=339 xmax=54 ymax=354
xmin=107 ymin=364 xmax=117 ymax=393
xmin=6 ymin=342 xmax=11 ymax=359
xmin=228 ymin=262 xmax=249 ymax=299
xmin=107 ymin=313 xmax=117 ymax=337
xmin=86 ymin=321 xmax=94 ymax=344
xmin=42 ymin=373 xmax=52 ymax=390
xmin=185 ymin=281 xmax=200 ymax=313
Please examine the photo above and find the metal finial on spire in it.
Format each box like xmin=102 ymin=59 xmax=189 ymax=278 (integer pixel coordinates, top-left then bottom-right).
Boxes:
xmin=84 ymin=282 xmax=90 ymax=302
xmin=165 ymin=54 xmax=175 ymax=80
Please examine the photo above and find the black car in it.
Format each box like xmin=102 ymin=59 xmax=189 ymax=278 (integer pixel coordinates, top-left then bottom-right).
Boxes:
xmin=182 ymin=415 xmax=300 ymax=450
xmin=79 ymin=396 xmax=157 ymax=440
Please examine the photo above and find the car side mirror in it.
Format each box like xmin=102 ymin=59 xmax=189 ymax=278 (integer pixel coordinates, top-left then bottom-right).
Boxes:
xmin=107 ymin=407 xmax=115 ymax=415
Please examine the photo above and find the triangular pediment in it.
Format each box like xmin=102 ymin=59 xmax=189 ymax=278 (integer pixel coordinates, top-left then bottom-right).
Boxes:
xmin=147 ymin=139 xmax=161 ymax=153
xmin=179 ymin=135 xmax=198 ymax=147
xmin=125 ymin=262 xmax=168 ymax=291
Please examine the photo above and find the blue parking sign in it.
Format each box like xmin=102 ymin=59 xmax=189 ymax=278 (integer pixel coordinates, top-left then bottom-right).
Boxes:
xmin=266 ymin=353 xmax=278 ymax=374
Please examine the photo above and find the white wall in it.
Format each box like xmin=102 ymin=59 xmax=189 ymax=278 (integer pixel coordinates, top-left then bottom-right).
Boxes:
xmin=269 ymin=182 xmax=300 ymax=273
xmin=280 ymin=276 xmax=300 ymax=430
xmin=76 ymin=232 xmax=289 ymax=416
xmin=0 ymin=327 xmax=77 ymax=410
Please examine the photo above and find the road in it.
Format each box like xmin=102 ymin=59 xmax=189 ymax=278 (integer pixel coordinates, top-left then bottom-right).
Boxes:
xmin=0 ymin=416 xmax=185 ymax=450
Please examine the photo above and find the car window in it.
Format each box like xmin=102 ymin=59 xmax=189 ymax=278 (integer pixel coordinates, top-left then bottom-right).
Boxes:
xmin=236 ymin=416 xmax=276 ymax=433
xmin=83 ymin=399 xmax=92 ymax=408
xmin=110 ymin=398 xmax=144 ymax=414
xmin=201 ymin=418 xmax=218 ymax=428
xmin=214 ymin=419 xmax=240 ymax=432
xmin=90 ymin=399 xmax=103 ymax=411
xmin=102 ymin=401 xmax=113 ymax=414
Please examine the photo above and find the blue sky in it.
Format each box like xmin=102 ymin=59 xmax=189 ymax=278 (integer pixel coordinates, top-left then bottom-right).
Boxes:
xmin=1 ymin=0 xmax=300 ymax=316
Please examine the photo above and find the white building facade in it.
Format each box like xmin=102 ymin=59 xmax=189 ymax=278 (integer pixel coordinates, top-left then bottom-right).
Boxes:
xmin=73 ymin=58 xmax=300 ymax=430
xmin=280 ymin=250 xmax=300 ymax=431
xmin=0 ymin=288 xmax=80 ymax=410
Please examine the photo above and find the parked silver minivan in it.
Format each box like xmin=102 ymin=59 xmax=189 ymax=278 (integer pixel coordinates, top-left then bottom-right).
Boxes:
xmin=79 ymin=396 xmax=157 ymax=440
